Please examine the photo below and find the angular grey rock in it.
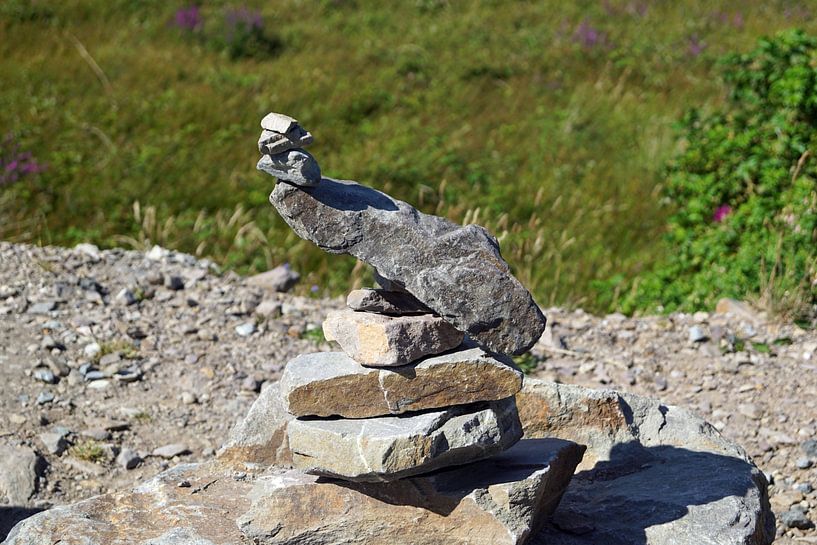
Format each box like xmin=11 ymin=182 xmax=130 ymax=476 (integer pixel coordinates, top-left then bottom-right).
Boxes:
xmin=5 ymin=438 xmax=583 ymax=545
xmin=0 ymin=445 xmax=44 ymax=504
xmin=279 ymin=347 xmax=523 ymax=418
xmin=269 ymin=179 xmax=546 ymax=355
xmin=323 ymin=309 xmax=464 ymax=366
xmin=152 ymin=443 xmax=190 ymax=459
xmin=257 ymin=149 xmax=321 ymax=187
xmin=38 ymin=431 xmax=68 ymax=455
xmin=288 ymin=396 xmax=523 ymax=482
xmin=260 ymin=112 xmax=298 ymax=134
xmin=246 ymin=264 xmax=299 ymax=292
xmin=518 ymin=379 xmax=775 ymax=545
xmin=346 ymin=287 xmax=429 ymax=315
xmin=117 ymin=448 xmax=142 ymax=470
xmin=217 ymin=382 xmax=293 ymax=467
xmin=258 ymin=126 xmax=314 ymax=155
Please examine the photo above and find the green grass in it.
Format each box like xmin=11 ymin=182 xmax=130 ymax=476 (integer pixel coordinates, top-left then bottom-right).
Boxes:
xmin=2 ymin=1 xmax=816 ymax=312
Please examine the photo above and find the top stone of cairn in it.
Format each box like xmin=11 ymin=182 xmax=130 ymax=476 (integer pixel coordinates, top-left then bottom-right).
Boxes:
xmin=258 ymin=114 xmax=546 ymax=355
xmin=260 ymin=112 xmax=299 ymax=134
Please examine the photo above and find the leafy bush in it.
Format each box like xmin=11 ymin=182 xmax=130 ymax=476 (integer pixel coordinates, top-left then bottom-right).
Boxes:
xmin=608 ymin=30 xmax=817 ymax=320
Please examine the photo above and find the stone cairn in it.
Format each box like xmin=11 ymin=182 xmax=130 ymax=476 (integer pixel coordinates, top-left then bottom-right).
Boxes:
xmin=253 ymin=112 xmax=585 ymax=540
xmin=3 ymin=113 xmax=774 ymax=545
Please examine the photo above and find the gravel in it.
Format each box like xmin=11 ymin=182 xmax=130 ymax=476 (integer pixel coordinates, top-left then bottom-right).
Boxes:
xmin=1 ymin=241 xmax=816 ymax=544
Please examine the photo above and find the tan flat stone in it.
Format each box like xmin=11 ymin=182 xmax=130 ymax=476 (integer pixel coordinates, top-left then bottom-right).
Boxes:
xmin=323 ymin=309 xmax=463 ymax=366
xmin=280 ymin=346 xmax=523 ymax=418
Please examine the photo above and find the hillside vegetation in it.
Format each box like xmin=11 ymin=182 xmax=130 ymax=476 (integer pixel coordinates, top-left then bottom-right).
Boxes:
xmin=1 ymin=0 xmax=816 ymax=313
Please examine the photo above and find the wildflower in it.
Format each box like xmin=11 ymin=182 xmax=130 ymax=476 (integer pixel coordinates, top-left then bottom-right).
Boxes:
xmin=688 ymin=35 xmax=705 ymax=57
xmin=1 ymin=133 xmax=46 ymax=188
xmin=713 ymin=205 xmax=731 ymax=223
xmin=173 ymin=5 xmax=202 ymax=32
xmin=574 ymin=20 xmax=607 ymax=49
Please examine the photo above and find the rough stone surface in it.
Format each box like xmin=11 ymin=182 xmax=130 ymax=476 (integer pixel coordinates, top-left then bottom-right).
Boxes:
xmin=258 ymin=126 xmax=314 ymax=155
xmin=269 ymin=179 xmax=546 ymax=355
xmin=259 ymin=112 xmax=298 ymax=133
xmin=346 ymin=287 xmax=429 ymax=315
xmin=0 ymin=445 xmax=43 ymax=505
xmin=257 ymin=149 xmax=321 ymax=187
xmin=5 ymin=438 xmax=583 ymax=545
xmin=3 ymin=378 xmax=775 ymax=545
xmin=279 ymin=347 xmax=523 ymax=418
xmin=287 ymin=396 xmax=523 ymax=482
xmin=246 ymin=264 xmax=299 ymax=292
xmin=323 ymin=308 xmax=464 ymax=366
xmin=216 ymin=382 xmax=293 ymax=468
xmin=516 ymin=379 xmax=775 ymax=545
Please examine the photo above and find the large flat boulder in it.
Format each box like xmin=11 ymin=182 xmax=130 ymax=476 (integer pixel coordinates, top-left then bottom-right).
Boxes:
xmin=269 ymin=179 xmax=546 ymax=355
xmin=517 ymin=379 xmax=775 ymax=545
xmin=288 ymin=396 xmax=523 ymax=482
xmin=279 ymin=347 xmax=523 ymax=418
xmin=4 ymin=438 xmax=584 ymax=545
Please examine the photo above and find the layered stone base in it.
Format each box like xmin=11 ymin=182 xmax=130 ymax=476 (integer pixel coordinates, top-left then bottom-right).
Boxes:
xmin=5 ymin=379 xmax=775 ymax=545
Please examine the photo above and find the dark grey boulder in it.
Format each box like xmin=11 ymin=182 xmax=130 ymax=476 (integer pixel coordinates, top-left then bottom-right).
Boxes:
xmin=268 ymin=178 xmax=546 ymax=355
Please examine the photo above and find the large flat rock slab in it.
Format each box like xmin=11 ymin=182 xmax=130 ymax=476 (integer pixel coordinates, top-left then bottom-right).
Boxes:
xmin=517 ymin=379 xmax=775 ymax=545
xmin=288 ymin=396 xmax=523 ymax=482
xmin=4 ymin=438 xmax=583 ymax=545
xmin=269 ymin=179 xmax=546 ymax=355
xmin=280 ymin=347 xmax=523 ymax=418
xmin=323 ymin=309 xmax=463 ymax=366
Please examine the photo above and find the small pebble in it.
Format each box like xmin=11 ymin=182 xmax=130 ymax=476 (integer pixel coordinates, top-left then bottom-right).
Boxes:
xmin=36 ymin=391 xmax=54 ymax=405
xmin=796 ymin=457 xmax=813 ymax=470
xmin=165 ymin=276 xmax=185 ymax=291
xmin=235 ymin=322 xmax=256 ymax=337
xmin=116 ymin=448 xmax=142 ymax=470
xmin=780 ymin=507 xmax=814 ymax=530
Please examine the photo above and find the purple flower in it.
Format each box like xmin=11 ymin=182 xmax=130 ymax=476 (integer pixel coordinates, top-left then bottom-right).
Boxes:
xmin=688 ymin=35 xmax=705 ymax=57
xmin=310 ymin=284 xmax=319 ymax=293
xmin=1 ymin=133 xmax=46 ymax=188
xmin=713 ymin=205 xmax=732 ymax=223
xmin=574 ymin=19 xmax=607 ymax=49
xmin=173 ymin=5 xmax=202 ymax=32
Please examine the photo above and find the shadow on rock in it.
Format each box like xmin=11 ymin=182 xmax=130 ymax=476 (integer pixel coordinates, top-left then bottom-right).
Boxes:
xmin=0 ymin=506 xmax=45 ymax=542
xmin=309 ymin=178 xmax=400 ymax=212
xmin=534 ymin=441 xmax=775 ymax=545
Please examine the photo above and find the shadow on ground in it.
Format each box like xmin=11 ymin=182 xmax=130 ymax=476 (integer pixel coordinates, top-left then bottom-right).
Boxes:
xmin=1 ymin=506 xmax=44 ymax=542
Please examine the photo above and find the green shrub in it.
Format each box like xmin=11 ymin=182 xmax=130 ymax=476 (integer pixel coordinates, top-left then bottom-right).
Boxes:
xmin=604 ymin=30 xmax=817 ymax=321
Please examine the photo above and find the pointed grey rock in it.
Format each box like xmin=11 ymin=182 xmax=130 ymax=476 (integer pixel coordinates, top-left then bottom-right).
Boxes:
xmin=287 ymin=396 xmax=523 ymax=482
xmin=257 ymin=149 xmax=321 ymax=187
xmin=279 ymin=347 xmax=523 ymax=418
xmin=269 ymin=179 xmax=545 ymax=355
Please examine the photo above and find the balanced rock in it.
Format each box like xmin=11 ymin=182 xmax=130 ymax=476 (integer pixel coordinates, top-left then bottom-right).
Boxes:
xmin=269 ymin=178 xmax=546 ymax=355
xmin=347 ymin=287 xmax=429 ymax=315
xmin=323 ymin=309 xmax=463 ymax=366
xmin=260 ymin=112 xmax=298 ymax=133
xmin=258 ymin=126 xmax=314 ymax=155
xmin=288 ymin=396 xmax=522 ymax=482
xmin=4 ymin=438 xmax=584 ymax=545
xmin=257 ymin=149 xmax=321 ymax=187
xmin=280 ymin=347 xmax=523 ymax=418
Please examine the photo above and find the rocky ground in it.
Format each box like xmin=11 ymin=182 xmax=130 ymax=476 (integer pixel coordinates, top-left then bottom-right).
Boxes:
xmin=0 ymin=241 xmax=815 ymax=543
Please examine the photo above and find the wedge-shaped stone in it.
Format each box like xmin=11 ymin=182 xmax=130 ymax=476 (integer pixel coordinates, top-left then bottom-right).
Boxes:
xmin=323 ymin=309 xmax=463 ymax=366
xmin=5 ymin=439 xmax=584 ymax=545
xmin=288 ymin=396 xmax=522 ymax=482
xmin=280 ymin=347 xmax=523 ymax=418
xmin=269 ymin=178 xmax=546 ymax=355
xmin=346 ymin=287 xmax=429 ymax=315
